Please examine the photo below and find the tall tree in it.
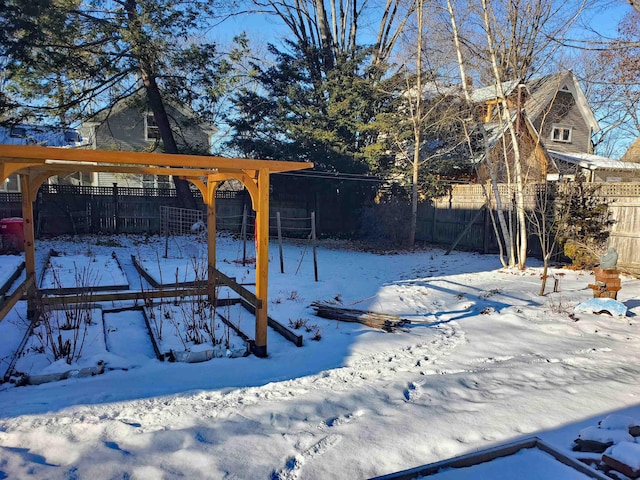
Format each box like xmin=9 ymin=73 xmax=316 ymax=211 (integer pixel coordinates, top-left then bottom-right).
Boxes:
xmin=253 ymin=0 xmax=414 ymax=81
xmin=587 ymin=8 xmax=640 ymax=157
xmin=445 ymin=0 xmax=587 ymax=268
xmin=1 ymin=0 xmax=236 ymax=208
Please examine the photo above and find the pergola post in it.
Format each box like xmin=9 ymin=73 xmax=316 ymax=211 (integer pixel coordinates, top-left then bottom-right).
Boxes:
xmin=206 ymin=179 xmax=218 ymax=301
xmin=254 ymin=168 xmax=270 ymax=358
xmin=19 ymin=174 xmax=37 ymax=320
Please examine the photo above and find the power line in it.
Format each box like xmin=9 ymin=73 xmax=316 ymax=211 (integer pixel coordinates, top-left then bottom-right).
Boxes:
xmin=275 ymin=171 xmax=385 ymax=182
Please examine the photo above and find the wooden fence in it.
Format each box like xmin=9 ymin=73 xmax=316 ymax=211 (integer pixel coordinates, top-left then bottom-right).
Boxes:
xmin=415 ymin=182 xmax=640 ymax=273
xmin=2 ymin=182 xmax=639 ymax=273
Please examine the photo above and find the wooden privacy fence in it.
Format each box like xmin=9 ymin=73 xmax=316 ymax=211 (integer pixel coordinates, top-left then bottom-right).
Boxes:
xmin=416 ymin=182 xmax=640 ymax=274
xmin=2 ymin=182 xmax=640 ymax=273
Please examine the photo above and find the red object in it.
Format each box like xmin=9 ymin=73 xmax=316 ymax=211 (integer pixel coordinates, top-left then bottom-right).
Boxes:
xmin=0 ymin=217 xmax=24 ymax=252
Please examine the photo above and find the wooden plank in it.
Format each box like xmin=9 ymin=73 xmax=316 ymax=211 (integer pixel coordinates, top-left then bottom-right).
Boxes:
xmin=536 ymin=439 xmax=612 ymax=480
xmin=131 ymin=254 xmax=261 ymax=307
xmin=131 ymin=254 xmax=160 ymax=288
xmin=211 ymin=269 xmax=261 ymax=309
xmin=239 ymin=298 xmax=303 ymax=347
xmin=37 ymin=287 xmax=239 ymax=306
xmin=0 ymin=260 xmax=24 ymax=298
xmin=0 ymin=144 xmax=313 ymax=173
xmin=216 ymin=311 xmax=256 ymax=353
xmin=207 ymin=181 xmax=217 ymax=300
xmin=139 ymin=306 xmax=164 ymax=361
xmin=0 ymin=274 xmax=35 ymax=323
xmin=20 ymin=175 xmax=36 ymax=319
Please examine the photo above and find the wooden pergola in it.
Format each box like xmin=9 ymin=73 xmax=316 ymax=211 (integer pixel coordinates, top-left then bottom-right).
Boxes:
xmin=0 ymin=145 xmax=312 ymax=357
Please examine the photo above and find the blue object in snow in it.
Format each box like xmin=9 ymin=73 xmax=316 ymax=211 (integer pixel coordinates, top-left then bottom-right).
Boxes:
xmin=574 ymin=298 xmax=628 ymax=317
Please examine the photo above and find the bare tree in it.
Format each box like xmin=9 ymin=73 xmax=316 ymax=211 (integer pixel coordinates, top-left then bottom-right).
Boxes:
xmin=446 ymin=0 xmax=514 ymax=267
xmin=445 ymin=0 xmax=587 ymax=268
xmin=252 ymin=0 xmax=414 ymax=79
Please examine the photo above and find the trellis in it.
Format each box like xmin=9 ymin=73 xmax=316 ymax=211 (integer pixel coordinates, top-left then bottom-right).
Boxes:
xmin=0 ymin=144 xmax=312 ymax=357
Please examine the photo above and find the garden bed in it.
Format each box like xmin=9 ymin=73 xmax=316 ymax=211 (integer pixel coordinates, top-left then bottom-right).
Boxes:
xmin=132 ymin=254 xmax=207 ymax=287
xmin=0 ymin=255 xmax=24 ymax=298
xmin=39 ymin=250 xmax=129 ymax=293
xmin=7 ymin=307 xmax=163 ymax=385
xmin=144 ymin=297 xmax=250 ymax=362
xmin=373 ymin=438 xmax=608 ymax=480
xmin=8 ymin=306 xmax=107 ymax=385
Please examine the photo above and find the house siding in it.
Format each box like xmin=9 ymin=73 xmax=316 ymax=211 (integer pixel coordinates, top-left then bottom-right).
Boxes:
xmin=535 ymin=91 xmax=591 ymax=154
xmin=87 ymin=100 xmax=211 ymax=154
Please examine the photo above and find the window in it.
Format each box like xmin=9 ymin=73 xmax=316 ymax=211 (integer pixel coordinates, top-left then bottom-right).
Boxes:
xmin=9 ymin=127 xmax=26 ymax=138
xmin=145 ymin=113 xmax=160 ymax=141
xmin=1 ymin=174 xmax=21 ymax=192
xmin=64 ymin=130 xmax=81 ymax=143
xmin=551 ymin=125 xmax=572 ymax=143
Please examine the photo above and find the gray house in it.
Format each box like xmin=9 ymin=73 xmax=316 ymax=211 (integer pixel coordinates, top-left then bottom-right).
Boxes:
xmin=79 ymin=92 xmax=216 ymax=188
xmin=468 ymin=70 xmax=640 ymax=183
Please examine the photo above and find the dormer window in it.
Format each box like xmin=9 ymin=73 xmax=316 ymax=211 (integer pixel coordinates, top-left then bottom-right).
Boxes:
xmin=145 ymin=113 xmax=160 ymax=141
xmin=551 ymin=125 xmax=572 ymax=143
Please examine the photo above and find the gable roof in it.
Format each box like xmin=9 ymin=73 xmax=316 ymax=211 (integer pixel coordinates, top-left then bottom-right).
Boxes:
xmin=469 ymin=79 xmax=520 ymax=103
xmin=622 ymin=137 xmax=640 ymax=163
xmin=524 ymin=71 xmax=600 ymax=134
xmin=467 ymin=71 xmax=599 ymax=135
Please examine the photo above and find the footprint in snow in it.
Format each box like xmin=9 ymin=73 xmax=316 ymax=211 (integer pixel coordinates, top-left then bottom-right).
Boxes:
xmin=319 ymin=410 xmax=364 ymax=429
xmin=272 ymin=434 xmax=341 ymax=480
xmin=404 ymin=381 xmax=423 ymax=402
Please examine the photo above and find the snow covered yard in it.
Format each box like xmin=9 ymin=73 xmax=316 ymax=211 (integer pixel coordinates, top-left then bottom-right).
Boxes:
xmin=0 ymin=234 xmax=639 ymax=479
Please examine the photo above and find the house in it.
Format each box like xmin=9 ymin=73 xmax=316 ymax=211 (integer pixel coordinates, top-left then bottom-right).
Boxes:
xmin=470 ymin=70 xmax=603 ymax=184
xmin=78 ymin=92 xmax=217 ymax=188
xmin=0 ymin=125 xmax=83 ymax=192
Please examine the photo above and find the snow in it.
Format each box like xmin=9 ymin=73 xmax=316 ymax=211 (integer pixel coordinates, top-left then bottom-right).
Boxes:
xmin=577 ymin=426 xmax=633 ymax=445
xmin=40 ymin=253 xmax=128 ymax=290
xmin=0 ymin=255 xmax=23 ymax=289
xmin=0 ymin=233 xmax=639 ymax=479
xmin=549 ymin=150 xmax=640 ymax=171
xmin=575 ymin=298 xmax=628 ymax=317
xmin=605 ymin=442 xmax=640 ymax=470
xmin=599 ymin=415 xmax=640 ymax=430
xmin=417 ymin=449 xmax=592 ymax=479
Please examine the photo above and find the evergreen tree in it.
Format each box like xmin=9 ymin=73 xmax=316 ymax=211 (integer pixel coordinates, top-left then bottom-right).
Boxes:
xmin=228 ymin=41 xmax=395 ymax=174
xmin=1 ymin=0 xmax=237 ymax=208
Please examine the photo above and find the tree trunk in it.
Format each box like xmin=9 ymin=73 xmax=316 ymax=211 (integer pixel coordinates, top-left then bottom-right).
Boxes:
xmin=447 ymin=0 xmax=511 ymax=267
xmin=481 ymin=0 xmax=527 ymax=268
xmin=409 ymin=0 xmax=423 ymax=247
xmin=124 ymin=0 xmax=197 ymax=211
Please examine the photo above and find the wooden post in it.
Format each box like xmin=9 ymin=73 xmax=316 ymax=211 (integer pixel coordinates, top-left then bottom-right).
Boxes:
xmin=113 ymin=183 xmax=119 ymax=234
xmin=431 ymin=200 xmax=437 ymax=243
xmin=241 ymin=203 xmax=248 ymax=266
xmin=207 ymin=180 xmax=218 ymax=301
xmin=254 ymin=169 xmax=270 ymax=357
xmin=277 ymin=211 xmax=284 ymax=273
xmin=20 ymin=175 xmax=36 ymax=320
xmin=311 ymin=211 xmax=318 ymax=282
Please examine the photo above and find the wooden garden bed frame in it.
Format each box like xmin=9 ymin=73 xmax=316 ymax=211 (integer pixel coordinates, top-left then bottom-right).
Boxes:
xmin=0 ymin=144 xmax=312 ymax=357
xmin=370 ymin=437 xmax=609 ymax=480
